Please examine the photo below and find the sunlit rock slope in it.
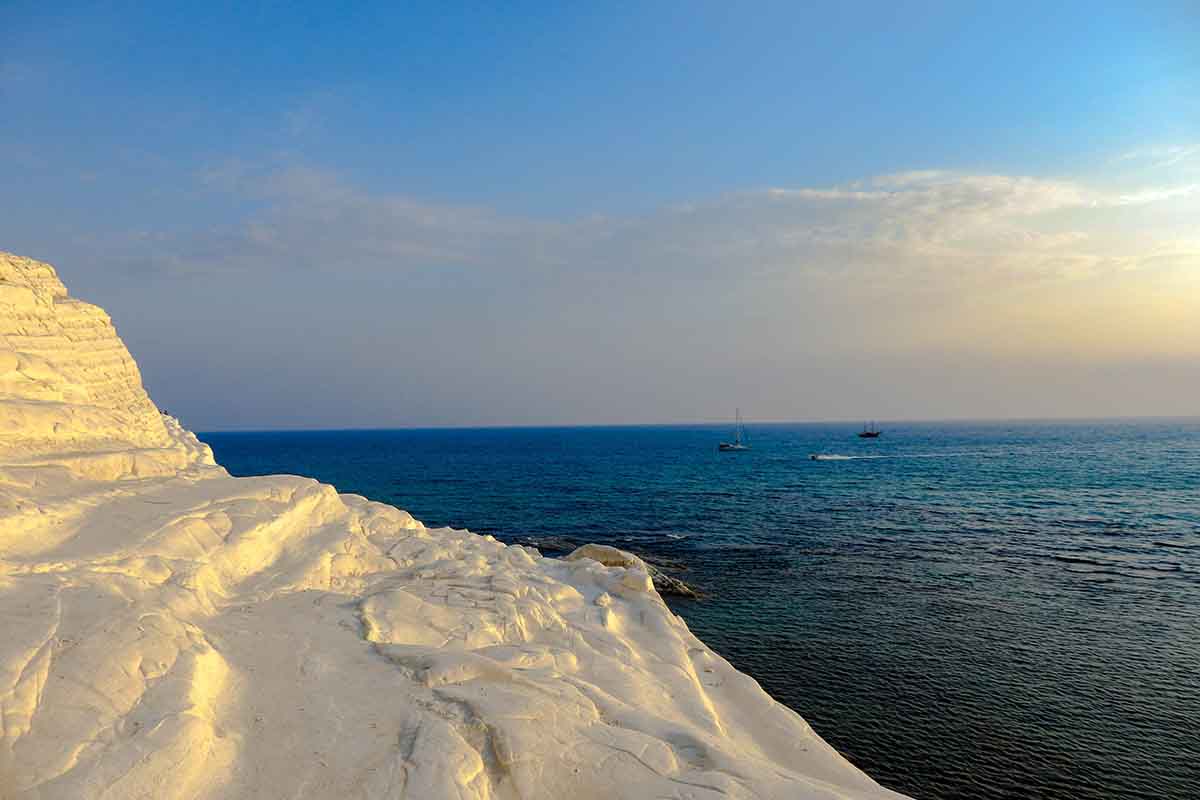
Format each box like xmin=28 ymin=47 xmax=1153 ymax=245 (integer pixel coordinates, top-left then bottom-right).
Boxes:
xmin=0 ymin=252 xmax=908 ymax=799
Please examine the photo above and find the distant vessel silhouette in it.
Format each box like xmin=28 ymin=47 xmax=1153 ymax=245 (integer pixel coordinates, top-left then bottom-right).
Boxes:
xmin=858 ymin=422 xmax=881 ymax=438
xmin=719 ymin=409 xmax=750 ymax=451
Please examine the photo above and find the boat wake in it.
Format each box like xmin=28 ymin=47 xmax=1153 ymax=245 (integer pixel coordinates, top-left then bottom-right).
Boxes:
xmin=810 ymin=454 xmax=882 ymax=461
xmin=809 ymin=452 xmax=981 ymax=462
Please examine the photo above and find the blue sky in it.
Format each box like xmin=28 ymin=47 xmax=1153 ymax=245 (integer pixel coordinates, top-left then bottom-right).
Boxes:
xmin=2 ymin=2 xmax=1199 ymax=428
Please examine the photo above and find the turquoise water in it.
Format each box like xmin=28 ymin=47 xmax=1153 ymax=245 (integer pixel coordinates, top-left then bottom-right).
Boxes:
xmin=202 ymin=420 xmax=1200 ymax=799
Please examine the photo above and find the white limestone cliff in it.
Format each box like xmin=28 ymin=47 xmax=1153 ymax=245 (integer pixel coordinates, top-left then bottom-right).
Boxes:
xmin=0 ymin=251 xmax=909 ymax=799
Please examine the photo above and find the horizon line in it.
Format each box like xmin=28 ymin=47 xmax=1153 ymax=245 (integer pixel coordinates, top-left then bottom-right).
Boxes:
xmin=192 ymin=413 xmax=1200 ymax=435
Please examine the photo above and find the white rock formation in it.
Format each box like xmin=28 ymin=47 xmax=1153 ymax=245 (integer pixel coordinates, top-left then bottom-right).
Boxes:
xmin=0 ymin=252 xmax=908 ymax=799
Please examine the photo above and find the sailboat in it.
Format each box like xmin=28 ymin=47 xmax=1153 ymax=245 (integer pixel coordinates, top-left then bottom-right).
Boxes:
xmin=857 ymin=421 xmax=881 ymax=438
xmin=718 ymin=409 xmax=750 ymax=451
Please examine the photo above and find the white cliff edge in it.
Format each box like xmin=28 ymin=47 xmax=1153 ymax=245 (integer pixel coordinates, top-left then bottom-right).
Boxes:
xmin=0 ymin=252 xmax=909 ymax=799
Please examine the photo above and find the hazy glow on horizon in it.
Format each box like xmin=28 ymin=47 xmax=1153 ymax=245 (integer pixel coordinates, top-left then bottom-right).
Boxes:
xmin=1 ymin=3 xmax=1198 ymax=428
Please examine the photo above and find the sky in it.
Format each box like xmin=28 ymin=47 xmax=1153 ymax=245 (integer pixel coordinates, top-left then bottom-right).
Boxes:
xmin=2 ymin=1 xmax=1198 ymax=429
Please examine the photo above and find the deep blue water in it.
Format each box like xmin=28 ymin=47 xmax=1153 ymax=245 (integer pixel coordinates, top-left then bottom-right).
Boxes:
xmin=202 ymin=421 xmax=1200 ymax=800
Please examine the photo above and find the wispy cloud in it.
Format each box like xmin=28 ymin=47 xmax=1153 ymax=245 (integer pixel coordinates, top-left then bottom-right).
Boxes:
xmin=80 ymin=159 xmax=1200 ymax=361
xmin=1112 ymin=183 xmax=1198 ymax=206
xmin=1116 ymin=143 xmax=1200 ymax=169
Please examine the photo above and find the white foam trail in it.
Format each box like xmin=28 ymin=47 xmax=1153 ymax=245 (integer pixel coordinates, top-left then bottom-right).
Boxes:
xmin=809 ymin=452 xmax=980 ymax=461
xmin=810 ymin=454 xmax=868 ymax=460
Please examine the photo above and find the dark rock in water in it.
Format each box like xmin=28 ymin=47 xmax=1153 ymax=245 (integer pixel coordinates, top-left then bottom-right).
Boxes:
xmin=640 ymin=555 xmax=697 ymax=597
xmin=647 ymin=565 xmax=699 ymax=598
xmin=512 ymin=535 xmax=578 ymax=556
xmin=643 ymin=554 xmax=689 ymax=573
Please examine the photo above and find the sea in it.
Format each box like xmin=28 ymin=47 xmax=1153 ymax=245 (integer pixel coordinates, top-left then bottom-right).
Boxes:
xmin=202 ymin=420 xmax=1200 ymax=800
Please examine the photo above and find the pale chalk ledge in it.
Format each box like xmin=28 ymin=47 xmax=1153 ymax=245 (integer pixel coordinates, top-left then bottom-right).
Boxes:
xmin=0 ymin=251 xmax=910 ymax=799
